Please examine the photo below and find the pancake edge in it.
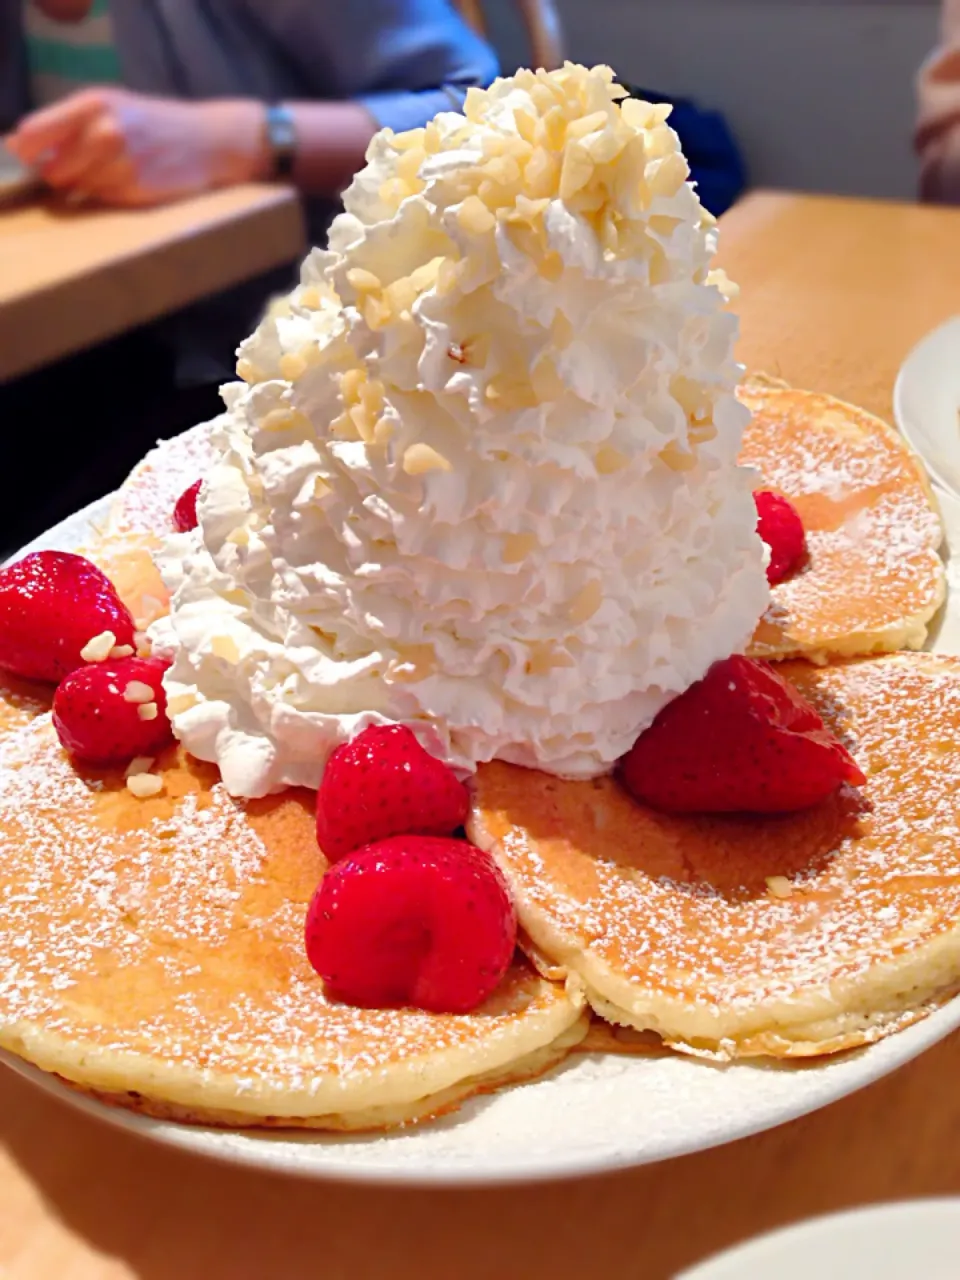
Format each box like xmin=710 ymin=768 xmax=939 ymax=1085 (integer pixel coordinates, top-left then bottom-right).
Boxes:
xmin=0 ymin=972 xmax=588 ymax=1127
xmin=470 ymin=814 xmax=960 ymax=1062
xmin=11 ymin=1016 xmax=589 ymax=1132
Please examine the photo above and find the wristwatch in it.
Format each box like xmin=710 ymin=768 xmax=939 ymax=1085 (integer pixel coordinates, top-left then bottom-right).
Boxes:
xmin=264 ymin=104 xmax=297 ymax=180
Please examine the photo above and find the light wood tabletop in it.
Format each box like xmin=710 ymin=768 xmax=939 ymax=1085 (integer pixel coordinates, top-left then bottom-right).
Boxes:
xmin=2 ymin=189 xmax=960 ymax=1280
xmin=0 ymin=184 xmax=305 ymax=382
xmin=719 ymin=189 xmax=960 ymax=421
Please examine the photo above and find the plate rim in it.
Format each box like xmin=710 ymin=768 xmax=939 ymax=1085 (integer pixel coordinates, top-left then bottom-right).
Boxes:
xmin=893 ymin=314 xmax=960 ymax=499
xmin=677 ymin=1196 xmax=960 ymax=1277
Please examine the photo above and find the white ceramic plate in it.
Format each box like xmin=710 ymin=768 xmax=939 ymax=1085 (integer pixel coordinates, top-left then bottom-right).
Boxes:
xmin=895 ymin=316 xmax=960 ymax=499
xmin=5 ymin=492 xmax=960 ymax=1186
xmin=678 ymin=1198 xmax=960 ymax=1279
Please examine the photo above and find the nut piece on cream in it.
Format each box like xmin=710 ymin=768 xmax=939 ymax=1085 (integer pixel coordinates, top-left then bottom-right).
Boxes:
xmin=155 ymin=63 xmax=769 ymax=798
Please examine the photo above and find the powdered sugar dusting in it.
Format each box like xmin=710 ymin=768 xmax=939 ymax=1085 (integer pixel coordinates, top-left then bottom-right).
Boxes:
xmin=472 ymin=656 xmax=960 ymax=1022
xmin=0 ymin=673 xmax=50 ymax=734
xmin=0 ymin=717 xmax=571 ymax=1098
xmin=741 ymin=389 xmax=944 ymax=655
xmin=109 ymin=423 xmax=220 ymax=539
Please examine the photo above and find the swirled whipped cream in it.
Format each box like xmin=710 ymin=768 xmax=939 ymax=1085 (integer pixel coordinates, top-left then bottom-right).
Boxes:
xmin=156 ymin=63 xmax=769 ymax=798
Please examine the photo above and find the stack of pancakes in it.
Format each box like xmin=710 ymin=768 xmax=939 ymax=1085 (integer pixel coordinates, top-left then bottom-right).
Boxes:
xmin=0 ymin=379 xmax=953 ymax=1129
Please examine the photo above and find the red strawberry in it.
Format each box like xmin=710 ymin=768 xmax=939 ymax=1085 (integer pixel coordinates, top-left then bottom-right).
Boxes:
xmin=53 ymin=656 xmax=173 ymax=765
xmin=173 ymin=480 xmax=202 ymax=532
xmin=0 ymin=551 xmax=136 ymax=683
xmin=620 ymin=655 xmax=865 ymax=814
xmin=316 ymin=724 xmax=469 ymax=861
xmin=305 ymin=835 xmax=517 ymax=1013
xmin=755 ymin=489 xmax=807 ymax=585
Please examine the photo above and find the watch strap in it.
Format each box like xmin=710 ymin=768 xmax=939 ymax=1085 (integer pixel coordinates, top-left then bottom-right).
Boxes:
xmin=265 ymin=104 xmax=297 ymax=180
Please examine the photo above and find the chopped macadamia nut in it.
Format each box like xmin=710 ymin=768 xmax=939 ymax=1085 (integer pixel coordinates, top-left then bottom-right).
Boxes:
xmin=568 ymin=581 xmax=602 ymax=623
xmin=502 ymin=533 xmax=538 ymax=564
xmin=80 ymin=631 xmax=117 ymax=663
xmin=402 ymin=444 xmax=453 ymax=475
xmin=124 ymin=756 xmax=155 ymax=778
xmin=766 ymin=876 xmax=793 ymax=899
xmin=123 ymin=681 xmax=155 ymax=704
xmin=211 ymin=635 xmax=241 ymax=663
xmin=126 ymin=773 xmax=164 ymax=798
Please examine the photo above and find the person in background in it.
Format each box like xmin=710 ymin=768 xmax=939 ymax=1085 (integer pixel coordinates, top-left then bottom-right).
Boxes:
xmin=3 ymin=0 xmax=496 ymax=229
xmin=0 ymin=0 xmax=497 ymax=546
xmin=917 ymin=0 xmax=960 ymax=202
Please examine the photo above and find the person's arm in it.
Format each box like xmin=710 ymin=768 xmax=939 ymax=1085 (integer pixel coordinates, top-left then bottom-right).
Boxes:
xmin=917 ymin=0 xmax=960 ymax=202
xmin=5 ymin=91 xmax=416 ymax=206
xmin=4 ymin=0 xmax=499 ymax=208
xmin=243 ymin=0 xmax=499 ymax=135
xmin=188 ymin=97 xmax=383 ymax=197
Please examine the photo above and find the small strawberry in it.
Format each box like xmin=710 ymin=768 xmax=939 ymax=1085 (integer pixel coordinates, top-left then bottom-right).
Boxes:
xmin=0 ymin=551 xmax=136 ymax=683
xmin=620 ymin=655 xmax=865 ymax=814
xmin=53 ymin=656 xmax=173 ymax=765
xmin=305 ymin=835 xmax=517 ymax=1013
xmin=316 ymin=724 xmax=469 ymax=861
xmin=173 ymin=480 xmax=202 ymax=532
xmin=754 ymin=489 xmax=807 ymax=585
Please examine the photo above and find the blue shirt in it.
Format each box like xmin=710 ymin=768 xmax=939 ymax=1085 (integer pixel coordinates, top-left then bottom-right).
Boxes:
xmin=3 ymin=0 xmax=499 ymax=138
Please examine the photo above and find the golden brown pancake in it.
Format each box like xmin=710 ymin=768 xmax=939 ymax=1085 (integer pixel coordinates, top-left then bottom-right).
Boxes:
xmin=739 ymin=384 xmax=944 ymax=661
xmin=0 ymin=719 xmax=587 ymax=1129
xmin=468 ymin=654 xmax=960 ymax=1060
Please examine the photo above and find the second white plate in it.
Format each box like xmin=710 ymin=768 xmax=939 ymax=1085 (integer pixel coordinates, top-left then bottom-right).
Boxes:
xmin=679 ymin=1198 xmax=960 ymax=1279
xmin=895 ymin=315 xmax=960 ymax=499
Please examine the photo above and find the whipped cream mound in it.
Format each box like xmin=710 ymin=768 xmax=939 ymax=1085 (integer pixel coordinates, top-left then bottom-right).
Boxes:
xmin=156 ymin=63 xmax=769 ymax=798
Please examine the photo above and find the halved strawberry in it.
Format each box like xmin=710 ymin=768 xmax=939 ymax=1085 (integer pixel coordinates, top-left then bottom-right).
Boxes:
xmin=620 ymin=655 xmax=865 ymax=813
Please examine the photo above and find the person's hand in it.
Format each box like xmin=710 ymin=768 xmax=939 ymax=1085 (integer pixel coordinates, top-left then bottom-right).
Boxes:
xmin=5 ymin=88 xmax=268 ymax=207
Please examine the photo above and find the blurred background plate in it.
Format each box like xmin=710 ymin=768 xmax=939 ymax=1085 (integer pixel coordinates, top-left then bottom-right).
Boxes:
xmin=895 ymin=316 xmax=960 ymax=499
xmin=678 ymin=1198 xmax=960 ymax=1279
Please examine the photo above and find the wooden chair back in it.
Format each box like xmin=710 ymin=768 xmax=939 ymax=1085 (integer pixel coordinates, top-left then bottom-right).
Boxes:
xmin=454 ymin=0 xmax=564 ymax=72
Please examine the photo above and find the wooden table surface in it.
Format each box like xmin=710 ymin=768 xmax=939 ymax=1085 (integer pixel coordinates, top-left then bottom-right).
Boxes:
xmin=2 ymin=190 xmax=960 ymax=1280
xmin=0 ymin=185 xmax=305 ymax=382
